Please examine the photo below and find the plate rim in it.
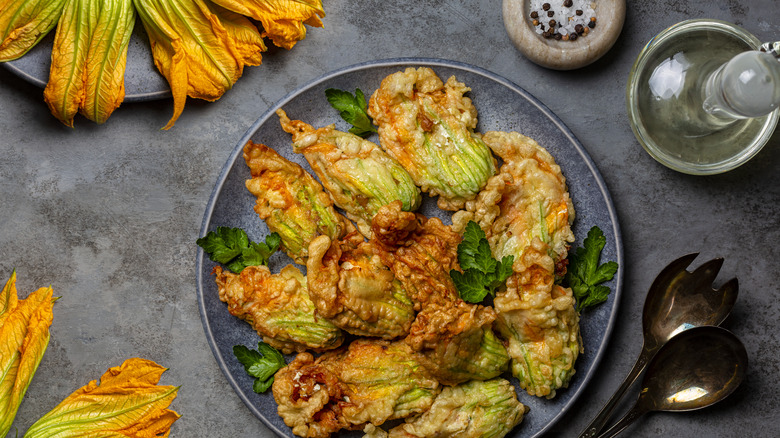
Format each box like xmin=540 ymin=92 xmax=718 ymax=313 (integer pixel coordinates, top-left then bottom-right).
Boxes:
xmin=196 ymin=56 xmax=624 ymax=437
xmin=1 ymin=61 xmax=172 ymax=103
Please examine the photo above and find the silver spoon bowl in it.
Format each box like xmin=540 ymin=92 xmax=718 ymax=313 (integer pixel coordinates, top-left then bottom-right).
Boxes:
xmin=596 ymin=326 xmax=748 ymax=437
xmin=580 ymin=253 xmax=739 ymax=438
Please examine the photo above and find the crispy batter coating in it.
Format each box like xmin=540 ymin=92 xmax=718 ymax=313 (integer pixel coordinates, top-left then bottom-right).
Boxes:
xmin=214 ymin=265 xmax=343 ymax=354
xmin=273 ymin=339 xmax=440 ymax=438
xmin=493 ymin=239 xmax=581 ymax=398
xmin=306 ymin=233 xmax=415 ymax=339
xmin=368 ymin=67 xmax=496 ymax=211
xmin=243 ymin=141 xmax=352 ymax=264
xmin=405 ymin=300 xmax=509 ymax=385
xmin=452 ymin=130 xmax=575 ymax=270
xmin=370 ymin=201 xmax=461 ymax=310
xmin=278 ymin=109 xmax=421 ymax=237
xmin=363 ymin=378 xmax=529 ymax=438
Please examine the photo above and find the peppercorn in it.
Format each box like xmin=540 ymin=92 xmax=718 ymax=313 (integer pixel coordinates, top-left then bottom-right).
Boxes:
xmin=549 ymin=19 xmax=557 ymax=27
xmin=588 ymin=19 xmax=596 ymax=29
xmin=530 ymin=11 xmax=538 ymax=18
xmin=533 ymin=19 xmax=539 ymax=26
xmin=563 ymin=0 xmax=573 ymax=6
xmin=575 ymin=24 xmax=584 ymax=34
xmin=542 ymin=3 xmax=550 ymax=11
xmin=569 ymin=32 xmax=578 ymax=41
xmin=554 ymin=32 xmax=562 ymax=40
xmin=576 ymin=9 xmax=583 ymax=16
xmin=547 ymin=10 xmax=555 ymax=17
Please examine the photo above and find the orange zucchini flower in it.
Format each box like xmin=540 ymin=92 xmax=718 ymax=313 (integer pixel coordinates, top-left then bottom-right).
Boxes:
xmin=208 ymin=0 xmax=324 ymax=49
xmin=0 ymin=271 xmax=55 ymax=436
xmin=23 ymin=357 xmax=180 ymax=437
xmin=43 ymin=0 xmax=136 ymax=126
xmin=133 ymin=0 xmax=267 ymax=129
xmin=0 ymin=0 xmax=67 ymax=61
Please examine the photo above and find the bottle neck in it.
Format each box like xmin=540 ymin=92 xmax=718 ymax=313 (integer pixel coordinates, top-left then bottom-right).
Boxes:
xmin=702 ymin=49 xmax=780 ymax=122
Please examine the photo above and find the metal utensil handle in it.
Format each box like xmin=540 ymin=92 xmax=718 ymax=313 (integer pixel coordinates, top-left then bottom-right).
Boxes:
xmin=760 ymin=41 xmax=780 ymax=59
xmin=595 ymin=404 xmax=649 ymax=438
xmin=577 ymin=347 xmax=654 ymax=438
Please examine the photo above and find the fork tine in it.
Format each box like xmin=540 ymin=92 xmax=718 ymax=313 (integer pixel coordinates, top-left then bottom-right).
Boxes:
xmin=648 ymin=253 xmax=700 ymax=293
xmin=660 ymin=252 xmax=699 ymax=276
xmin=691 ymin=257 xmax=725 ymax=284
xmin=715 ymin=278 xmax=739 ymax=320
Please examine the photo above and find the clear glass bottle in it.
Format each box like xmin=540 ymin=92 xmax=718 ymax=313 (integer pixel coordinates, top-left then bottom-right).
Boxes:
xmin=626 ymin=20 xmax=780 ymax=175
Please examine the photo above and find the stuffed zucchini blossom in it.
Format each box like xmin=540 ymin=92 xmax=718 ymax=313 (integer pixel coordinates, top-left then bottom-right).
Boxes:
xmin=368 ymin=67 xmax=496 ymax=211
xmin=278 ymin=109 xmax=421 ymax=237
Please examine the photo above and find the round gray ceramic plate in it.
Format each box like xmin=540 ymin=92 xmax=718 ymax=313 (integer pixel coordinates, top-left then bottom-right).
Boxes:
xmin=2 ymin=25 xmax=170 ymax=102
xmin=197 ymin=58 xmax=623 ymax=438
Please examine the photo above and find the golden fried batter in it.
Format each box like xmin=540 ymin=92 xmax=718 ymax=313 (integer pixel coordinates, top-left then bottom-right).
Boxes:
xmin=370 ymin=201 xmax=461 ymax=310
xmin=452 ymin=130 xmax=575 ymax=269
xmin=243 ymin=141 xmax=352 ymax=264
xmin=405 ymin=300 xmax=509 ymax=385
xmin=306 ymin=232 xmax=415 ymax=339
xmin=493 ymin=239 xmax=581 ymax=398
xmin=214 ymin=265 xmax=343 ymax=354
xmin=368 ymin=67 xmax=496 ymax=211
xmin=363 ymin=378 xmax=529 ymax=438
xmin=278 ymin=109 xmax=421 ymax=237
xmin=273 ymin=339 xmax=440 ymax=438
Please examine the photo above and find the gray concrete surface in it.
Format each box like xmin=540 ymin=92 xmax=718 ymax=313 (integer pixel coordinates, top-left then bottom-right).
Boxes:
xmin=1 ymin=0 xmax=778 ymax=436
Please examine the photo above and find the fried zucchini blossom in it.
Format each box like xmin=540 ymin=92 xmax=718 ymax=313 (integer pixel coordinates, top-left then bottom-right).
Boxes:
xmin=214 ymin=264 xmax=344 ymax=354
xmin=243 ymin=140 xmax=352 ymax=264
xmin=273 ymin=339 xmax=440 ymax=438
xmin=364 ymin=378 xmax=529 ymax=438
xmin=368 ymin=67 xmax=496 ymax=211
xmin=0 ymin=0 xmax=66 ymax=61
xmin=0 ymin=271 xmax=54 ymax=436
xmin=278 ymin=109 xmax=421 ymax=237
xmin=43 ymin=0 xmax=135 ymax=126
xmin=133 ymin=0 xmax=266 ymax=129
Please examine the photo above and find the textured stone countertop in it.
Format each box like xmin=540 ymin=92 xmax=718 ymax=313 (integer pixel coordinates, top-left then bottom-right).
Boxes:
xmin=2 ymin=1 xmax=778 ymax=437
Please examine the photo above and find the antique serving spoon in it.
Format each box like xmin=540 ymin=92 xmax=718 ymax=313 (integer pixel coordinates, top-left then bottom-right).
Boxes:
xmin=596 ymin=326 xmax=748 ymax=437
xmin=579 ymin=253 xmax=738 ymax=437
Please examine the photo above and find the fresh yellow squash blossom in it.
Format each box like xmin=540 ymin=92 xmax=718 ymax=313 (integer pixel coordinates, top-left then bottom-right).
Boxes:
xmin=0 ymin=271 xmax=55 ymax=436
xmin=208 ymin=0 xmax=324 ymax=49
xmin=133 ymin=0 xmax=266 ymax=129
xmin=43 ymin=0 xmax=135 ymax=126
xmin=0 ymin=0 xmax=67 ymax=61
xmin=23 ymin=357 xmax=180 ymax=437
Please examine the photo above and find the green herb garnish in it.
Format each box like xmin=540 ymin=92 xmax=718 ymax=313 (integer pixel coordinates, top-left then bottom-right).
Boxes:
xmin=197 ymin=227 xmax=280 ymax=273
xmin=233 ymin=342 xmax=286 ymax=393
xmin=565 ymin=226 xmax=618 ymax=311
xmin=450 ymin=221 xmax=514 ymax=303
xmin=325 ymin=88 xmax=377 ymax=137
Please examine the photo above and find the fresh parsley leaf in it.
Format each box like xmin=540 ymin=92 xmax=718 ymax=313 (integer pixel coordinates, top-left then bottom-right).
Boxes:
xmin=197 ymin=228 xmax=280 ymax=273
xmin=565 ymin=226 xmax=618 ymax=311
xmin=450 ymin=221 xmax=514 ymax=303
xmin=325 ymin=88 xmax=378 ymax=137
xmin=451 ymin=269 xmax=490 ymax=303
xmin=196 ymin=227 xmax=249 ymax=264
xmin=242 ymin=235 xmax=282 ymax=267
xmin=457 ymin=221 xmax=483 ymax=270
xmin=233 ymin=342 xmax=286 ymax=393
